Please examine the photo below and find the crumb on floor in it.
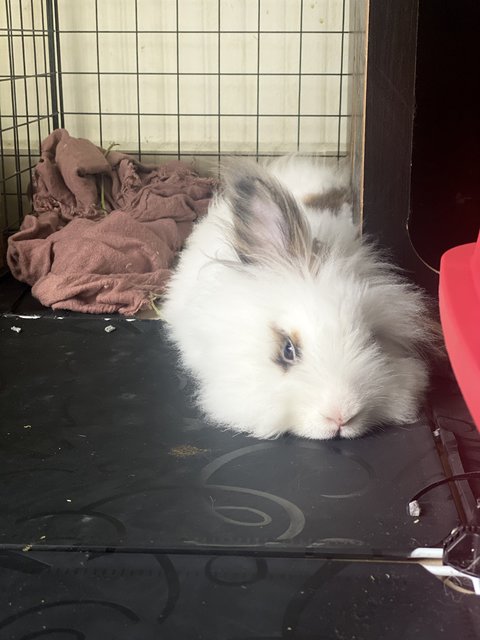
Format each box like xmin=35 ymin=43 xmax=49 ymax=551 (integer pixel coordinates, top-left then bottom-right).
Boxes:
xmin=169 ymin=444 xmax=208 ymax=458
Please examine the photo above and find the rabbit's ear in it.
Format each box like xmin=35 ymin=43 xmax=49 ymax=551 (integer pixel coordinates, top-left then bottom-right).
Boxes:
xmin=222 ymin=160 xmax=310 ymax=265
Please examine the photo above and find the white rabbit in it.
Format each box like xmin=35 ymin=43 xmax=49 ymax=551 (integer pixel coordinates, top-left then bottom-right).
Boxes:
xmin=162 ymin=156 xmax=439 ymax=440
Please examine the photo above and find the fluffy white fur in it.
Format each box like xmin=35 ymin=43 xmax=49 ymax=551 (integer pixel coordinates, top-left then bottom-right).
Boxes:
xmin=162 ymin=156 xmax=437 ymax=440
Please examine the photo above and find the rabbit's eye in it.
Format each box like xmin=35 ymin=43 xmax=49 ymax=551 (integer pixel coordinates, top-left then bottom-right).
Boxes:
xmin=271 ymin=326 xmax=301 ymax=371
xmin=282 ymin=338 xmax=296 ymax=363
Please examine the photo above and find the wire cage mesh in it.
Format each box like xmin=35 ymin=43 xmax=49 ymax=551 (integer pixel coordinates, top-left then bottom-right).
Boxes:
xmin=0 ymin=0 xmax=353 ymax=265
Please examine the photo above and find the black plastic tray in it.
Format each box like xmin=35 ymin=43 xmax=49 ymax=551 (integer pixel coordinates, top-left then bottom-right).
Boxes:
xmin=1 ymin=551 xmax=479 ymax=640
xmin=0 ymin=315 xmax=459 ymax=557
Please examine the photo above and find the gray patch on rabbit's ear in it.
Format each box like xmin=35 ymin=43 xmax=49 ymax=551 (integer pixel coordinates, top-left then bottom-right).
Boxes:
xmin=303 ymin=186 xmax=353 ymax=213
xmin=312 ymin=238 xmax=329 ymax=258
xmin=221 ymin=158 xmax=311 ymax=265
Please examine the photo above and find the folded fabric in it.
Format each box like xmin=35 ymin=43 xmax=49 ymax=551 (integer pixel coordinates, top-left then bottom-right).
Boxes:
xmin=7 ymin=129 xmax=216 ymax=315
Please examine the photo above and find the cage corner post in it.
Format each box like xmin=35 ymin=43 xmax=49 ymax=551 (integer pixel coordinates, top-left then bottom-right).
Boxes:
xmin=46 ymin=0 xmax=64 ymax=132
xmin=361 ymin=0 xmax=438 ymax=294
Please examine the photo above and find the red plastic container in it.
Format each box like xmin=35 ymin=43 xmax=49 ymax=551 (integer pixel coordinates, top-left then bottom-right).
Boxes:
xmin=439 ymin=230 xmax=480 ymax=431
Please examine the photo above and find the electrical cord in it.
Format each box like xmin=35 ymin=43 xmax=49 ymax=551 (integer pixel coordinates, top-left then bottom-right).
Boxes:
xmin=408 ymin=471 xmax=480 ymax=517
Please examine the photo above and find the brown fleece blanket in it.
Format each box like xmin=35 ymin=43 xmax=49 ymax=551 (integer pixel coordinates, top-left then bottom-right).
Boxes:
xmin=7 ymin=129 xmax=216 ymax=315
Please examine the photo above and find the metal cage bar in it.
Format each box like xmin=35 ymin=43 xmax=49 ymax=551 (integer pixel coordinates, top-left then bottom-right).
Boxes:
xmin=0 ymin=0 xmax=61 ymax=259
xmin=0 ymin=0 xmax=352 ymax=252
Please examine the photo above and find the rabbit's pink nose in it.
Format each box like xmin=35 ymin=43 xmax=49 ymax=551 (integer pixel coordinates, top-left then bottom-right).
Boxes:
xmin=326 ymin=413 xmax=346 ymax=428
xmin=326 ymin=410 xmax=360 ymax=428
